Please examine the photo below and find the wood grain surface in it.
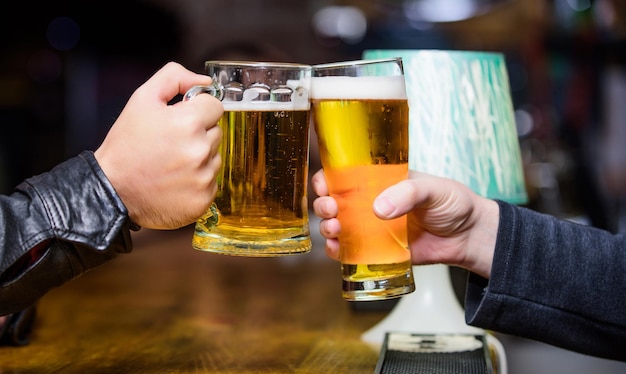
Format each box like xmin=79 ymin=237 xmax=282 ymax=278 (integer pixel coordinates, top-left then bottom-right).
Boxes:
xmin=0 ymin=226 xmax=383 ymax=373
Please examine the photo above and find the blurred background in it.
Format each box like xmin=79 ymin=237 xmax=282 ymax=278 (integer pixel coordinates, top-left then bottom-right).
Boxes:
xmin=2 ymin=0 xmax=626 ymax=233
xmin=1 ymin=1 xmax=626 ymax=371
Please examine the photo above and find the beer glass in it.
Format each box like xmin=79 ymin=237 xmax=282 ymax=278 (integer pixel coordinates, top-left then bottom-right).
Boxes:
xmin=311 ymin=58 xmax=415 ymax=300
xmin=186 ymin=61 xmax=312 ymax=256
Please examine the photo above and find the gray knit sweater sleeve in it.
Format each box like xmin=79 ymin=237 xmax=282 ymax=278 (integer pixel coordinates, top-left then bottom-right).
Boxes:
xmin=465 ymin=200 xmax=626 ymax=362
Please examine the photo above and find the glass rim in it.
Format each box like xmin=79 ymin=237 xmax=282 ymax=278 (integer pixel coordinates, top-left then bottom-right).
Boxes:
xmin=312 ymin=57 xmax=402 ymax=69
xmin=204 ymin=60 xmax=312 ymax=70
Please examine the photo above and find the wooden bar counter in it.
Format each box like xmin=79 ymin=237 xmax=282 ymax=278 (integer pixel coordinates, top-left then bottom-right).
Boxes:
xmin=0 ymin=225 xmax=383 ymax=373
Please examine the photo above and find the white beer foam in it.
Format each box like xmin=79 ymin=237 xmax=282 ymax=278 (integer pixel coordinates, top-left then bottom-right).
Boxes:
xmin=311 ymin=75 xmax=407 ymax=100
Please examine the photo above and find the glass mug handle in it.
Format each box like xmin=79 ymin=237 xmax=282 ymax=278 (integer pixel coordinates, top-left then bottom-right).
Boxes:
xmin=183 ymin=81 xmax=225 ymax=101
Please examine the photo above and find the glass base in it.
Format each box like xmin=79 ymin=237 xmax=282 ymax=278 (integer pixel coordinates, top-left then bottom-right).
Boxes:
xmin=342 ymin=268 xmax=415 ymax=301
xmin=192 ymin=231 xmax=312 ymax=257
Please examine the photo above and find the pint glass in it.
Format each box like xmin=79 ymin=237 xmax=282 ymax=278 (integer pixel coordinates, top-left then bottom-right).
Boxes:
xmin=189 ymin=61 xmax=312 ymax=256
xmin=311 ymin=58 xmax=415 ymax=300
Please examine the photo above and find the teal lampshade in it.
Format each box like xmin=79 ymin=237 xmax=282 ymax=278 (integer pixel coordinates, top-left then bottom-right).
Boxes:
xmin=363 ymin=50 xmax=527 ymax=204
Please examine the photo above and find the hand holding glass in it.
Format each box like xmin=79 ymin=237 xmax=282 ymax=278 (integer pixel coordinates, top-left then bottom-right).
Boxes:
xmin=311 ymin=58 xmax=415 ymax=300
xmin=186 ymin=61 xmax=312 ymax=256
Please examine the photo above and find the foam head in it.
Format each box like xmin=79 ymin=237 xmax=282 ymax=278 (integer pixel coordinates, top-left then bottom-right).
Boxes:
xmin=311 ymin=75 xmax=407 ymax=100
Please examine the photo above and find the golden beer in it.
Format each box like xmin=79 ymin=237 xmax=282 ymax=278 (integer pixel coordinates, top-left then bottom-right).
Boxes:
xmin=311 ymin=65 xmax=414 ymax=301
xmin=191 ymin=61 xmax=312 ymax=256
xmin=192 ymin=108 xmax=311 ymax=254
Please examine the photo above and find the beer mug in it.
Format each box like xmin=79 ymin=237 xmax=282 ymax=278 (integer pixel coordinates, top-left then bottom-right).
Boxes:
xmin=311 ymin=58 xmax=415 ymax=300
xmin=186 ymin=61 xmax=312 ymax=256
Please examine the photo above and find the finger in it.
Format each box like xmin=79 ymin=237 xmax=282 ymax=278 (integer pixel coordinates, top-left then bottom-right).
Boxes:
xmin=179 ymin=93 xmax=224 ymax=129
xmin=311 ymin=169 xmax=329 ymax=197
xmin=319 ymin=217 xmax=341 ymax=239
xmin=373 ymin=174 xmax=433 ymax=219
xmin=324 ymin=238 xmax=340 ymax=261
xmin=147 ymin=62 xmax=214 ymax=103
xmin=373 ymin=181 xmax=416 ymax=219
xmin=206 ymin=126 xmax=223 ymax=159
xmin=313 ymin=196 xmax=338 ymax=219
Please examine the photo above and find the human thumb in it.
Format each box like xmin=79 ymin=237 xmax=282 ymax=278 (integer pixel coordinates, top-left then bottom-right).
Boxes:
xmin=372 ymin=182 xmax=409 ymax=219
xmin=373 ymin=177 xmax=423 ymax=220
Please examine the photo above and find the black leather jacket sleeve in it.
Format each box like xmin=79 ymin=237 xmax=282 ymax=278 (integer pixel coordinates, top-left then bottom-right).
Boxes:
xmin=0 ymin=151 xmax=134 ymax=315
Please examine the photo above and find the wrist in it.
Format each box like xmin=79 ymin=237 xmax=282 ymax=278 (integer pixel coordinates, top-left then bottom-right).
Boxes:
xmin=465 ymin=197 xmax=499 ymax=279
